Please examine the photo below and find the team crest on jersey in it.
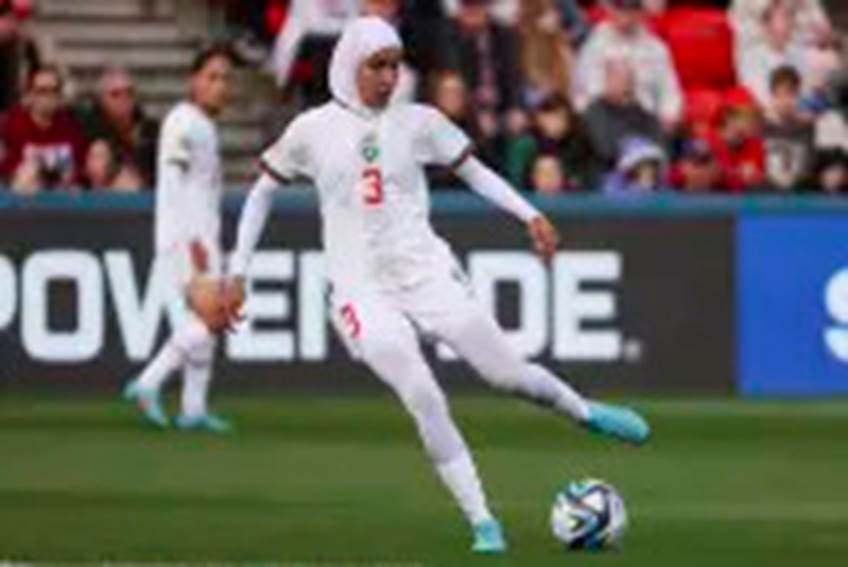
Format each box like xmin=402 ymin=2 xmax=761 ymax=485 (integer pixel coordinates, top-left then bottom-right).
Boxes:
xmin=360 ymin=133 xmax=380 ymax=163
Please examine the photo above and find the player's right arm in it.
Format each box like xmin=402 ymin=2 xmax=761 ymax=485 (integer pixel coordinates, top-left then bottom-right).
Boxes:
xmin=229 ymin=172 xmax=282 ymax=279
xmin=228 ymin=113 xmax=313 ymax=289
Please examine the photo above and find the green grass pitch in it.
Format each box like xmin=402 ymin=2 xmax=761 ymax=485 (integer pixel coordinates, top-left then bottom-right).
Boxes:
xmin=1 ymin=394 xmax=847 ymax=565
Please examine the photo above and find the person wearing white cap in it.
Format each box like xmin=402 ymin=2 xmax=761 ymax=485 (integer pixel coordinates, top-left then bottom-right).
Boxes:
xmin=228 ymin=16 xmax=650 ymax=554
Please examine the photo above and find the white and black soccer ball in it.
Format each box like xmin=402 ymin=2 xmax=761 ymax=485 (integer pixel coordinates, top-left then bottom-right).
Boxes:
xmin=550 ymin=478 xmax=628 ymax=550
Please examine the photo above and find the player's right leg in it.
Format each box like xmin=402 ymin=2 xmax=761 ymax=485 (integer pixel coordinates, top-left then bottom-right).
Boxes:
xmin=124 ymin=247 xmax=218 ymax=429
xmin=410 ymin=277 xmax=649 ymax=445
xmin=447 ymin=309 xmax=649 ymax=444
xmin=330 ymin=294 xmax=506 ymax=553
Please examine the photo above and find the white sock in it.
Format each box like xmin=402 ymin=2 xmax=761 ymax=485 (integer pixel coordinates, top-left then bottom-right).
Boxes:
xmin=179 ymin=321 xmax=216 ymax=419
xmin=181 ymin=358 xmax=212 ymax=418
xmin=526 ymin=364 xmax=591 ymax=422
xmin=136 ymin=338 xmax=184 ymax=391
xmin=436 ymin=452 xmax=493 ymax=526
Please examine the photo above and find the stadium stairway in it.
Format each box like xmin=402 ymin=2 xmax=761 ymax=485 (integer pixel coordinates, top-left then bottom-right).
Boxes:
xmin=30 ymin=0 xmax=276 ymax=187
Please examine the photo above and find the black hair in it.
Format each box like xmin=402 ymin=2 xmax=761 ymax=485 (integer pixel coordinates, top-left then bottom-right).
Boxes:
xmin=769 ymin=65 xmax=801 ymax=93
xmin=190 ymin=43 xmax=239 ymax=75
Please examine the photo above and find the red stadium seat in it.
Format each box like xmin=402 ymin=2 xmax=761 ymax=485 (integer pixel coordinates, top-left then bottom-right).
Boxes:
xmin=265 ymin=0 xmax=289 ymax=36
xmin=684 ymin=87 xmax=725 ymax=136
xmin=661 ymin=7 xmax=736 ymax=90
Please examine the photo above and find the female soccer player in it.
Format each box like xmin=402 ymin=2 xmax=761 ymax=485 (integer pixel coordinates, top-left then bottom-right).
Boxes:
xmin=229 ymin=17 xmax=649 ymax=553
xmin=123 ymin=46 xmax=237 ymax=433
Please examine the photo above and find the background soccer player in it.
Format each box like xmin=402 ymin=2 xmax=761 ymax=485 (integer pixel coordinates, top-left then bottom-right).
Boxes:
xmin=123 ymin=45 xmax=237 ymax=433
xmin=229 ymin=18 xmax=649 ymax=553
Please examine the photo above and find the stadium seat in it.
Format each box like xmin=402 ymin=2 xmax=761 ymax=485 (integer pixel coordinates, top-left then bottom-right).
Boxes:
xmin=661 ymin=7 xmax=736 ymax=90
xmin=264 ymin=0 xmax=289 ymax=36
xmin=685 ymin=87 xmax=725 ymax=135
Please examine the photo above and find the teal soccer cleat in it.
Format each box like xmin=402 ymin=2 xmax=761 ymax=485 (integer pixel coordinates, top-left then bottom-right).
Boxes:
xmin=585 ymin=401 xmax=650 ymax=445
xmin=175 ymin=414 xmax=233 ymax=434
xmin=123 ymin=379 xmax=169 ymax=428
xmin=471 ymin=518 xmax=507 ymax=554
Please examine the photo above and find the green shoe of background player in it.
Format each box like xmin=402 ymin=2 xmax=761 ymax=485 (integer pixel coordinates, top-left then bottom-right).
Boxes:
xmin=122 ymin=378 xmax=169 ymax=428
xmin=175 ymin=413 xmax=233 ymax=434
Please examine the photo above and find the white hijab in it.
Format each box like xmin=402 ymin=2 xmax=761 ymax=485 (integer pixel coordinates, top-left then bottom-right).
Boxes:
xmin=328 ymin=16 xmax=403 ymax=117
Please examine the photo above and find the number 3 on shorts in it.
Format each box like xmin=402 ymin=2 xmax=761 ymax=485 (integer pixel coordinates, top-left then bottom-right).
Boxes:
xmin=362 ymin=167 xmax=383 ymax=205
xmin=340 ymin=303 xmax=362 ymax=339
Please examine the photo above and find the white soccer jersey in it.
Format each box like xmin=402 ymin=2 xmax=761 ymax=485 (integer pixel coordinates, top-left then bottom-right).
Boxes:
xmin=261 ymin=102 xmax=471 ymax=292
xmin=155 ymin=101 xmax=224 ymax=259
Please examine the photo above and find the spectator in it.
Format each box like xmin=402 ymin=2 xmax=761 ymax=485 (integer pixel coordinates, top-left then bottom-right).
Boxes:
xmin=800 ymin=36 xmax=843 ymax=115
xmin=0 ymin=65 xmax=86 ymax=193
xmin=737 ymin=0 xmax=807 ymax=107
xmin=553 ymin=0 xmax=591 ymax=46
xmin=441 ymin=0 xmax=517 ymax=25
xmin=426 ymin=69 xmax=502 ymax=185
xmin=602 ymin=136 xmax=668 ymax=196
xmin=672 ymin=138 xmax=722 ymax=193
xmin=270 ymin=0 xmax=359 ymax=103
xmin=443 ymin=0 xmax=591 ymax=43
xmin=75 ymin=67 xmax=159 ymax=188
xmin=228 ymin=1 xmax=276 ymax=65
xmin=730 ymin=0 xmax=832 ymax=54
xmin=444 ymin=0 xmax=590 ymax=45
xmin=705 ymin=88 xmax=766 ymax=192
xmin=517 ymin=0 xmax=574 ymax=107
xmin=507 ymin=94 xmax=596 ymax=191
xmin=583 ymin=54 xmax=666 ymax=171
xmin=444 ymin=0 xmax=525 ymax=136
xmin=0 ymin=0 xmax=32 ymax=112
xmin=82 ymin=138 xmax=144 ymax=192
xmin=815 ymin=70 xmax=848 ymax=152
xmin=574 ymin=0 xmax=683 ymax=128
xmin=362 ymin=0 xmax=399 ymax=20
xmin=399 ymin=0 xmax=457 ymax=75
xmin=530 ymin=153 xmax=567 ymax=195
xmin=809 ymin=148 xmax=846 ymax=195
xmin=762 ymin=66 xmax=815 ymax=192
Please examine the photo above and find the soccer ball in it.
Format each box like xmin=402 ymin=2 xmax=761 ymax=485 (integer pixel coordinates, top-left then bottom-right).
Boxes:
xmin=550 ymin=478 xmax=628 ymax=550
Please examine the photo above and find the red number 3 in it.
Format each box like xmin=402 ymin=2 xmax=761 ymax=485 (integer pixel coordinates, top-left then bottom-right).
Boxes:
xmin=341 ymin=303 xmax=362 ymax=339
xmin=362 ymin=167 xmax=383 ymax=205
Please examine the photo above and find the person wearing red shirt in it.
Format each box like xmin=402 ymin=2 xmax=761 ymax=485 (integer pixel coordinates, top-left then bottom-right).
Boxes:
xmin=706 ymin=88 xmax=766 ymax=192
xmin=1 ymin=64 xmax=86 ymax=193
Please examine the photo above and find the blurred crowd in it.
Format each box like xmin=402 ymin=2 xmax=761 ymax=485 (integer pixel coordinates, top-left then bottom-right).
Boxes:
xmin=0 ymin=0 xmax=158 ymax=193
xmin=229 ymin=0 xmax=847 ymax=196
xmin=0 ymin=0 xmax=845 ymax=196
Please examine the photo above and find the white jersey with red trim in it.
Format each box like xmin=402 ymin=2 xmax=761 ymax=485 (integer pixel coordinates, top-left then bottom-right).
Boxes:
xmin=261 ymin=101 xmax=471 ymax=292
xmin=155 ymin=101 xmax=224 ymax=258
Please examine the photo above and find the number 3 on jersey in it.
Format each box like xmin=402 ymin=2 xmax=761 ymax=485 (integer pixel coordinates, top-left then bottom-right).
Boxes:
xmin=362 ymin=166 xmax=383 ymax=205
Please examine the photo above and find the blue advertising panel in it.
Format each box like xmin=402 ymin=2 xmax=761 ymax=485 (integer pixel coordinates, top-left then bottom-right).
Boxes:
xmin=739 ymin=217 xmax=848 ymax=396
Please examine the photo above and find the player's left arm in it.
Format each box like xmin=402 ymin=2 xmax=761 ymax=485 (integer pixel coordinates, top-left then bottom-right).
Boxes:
xmin=453 ymin=154 xmax=560 ymax=262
